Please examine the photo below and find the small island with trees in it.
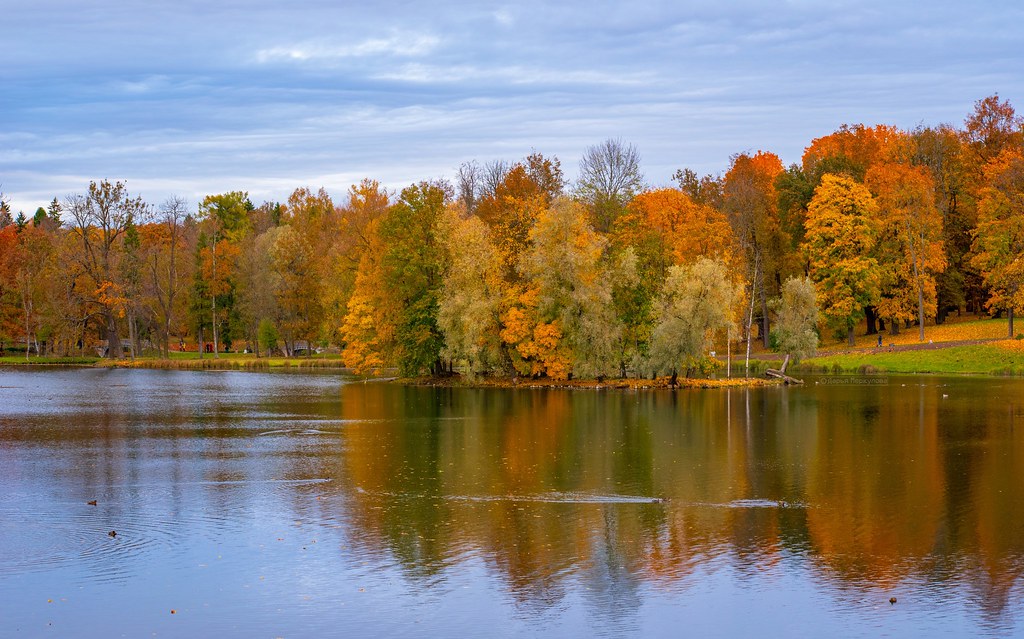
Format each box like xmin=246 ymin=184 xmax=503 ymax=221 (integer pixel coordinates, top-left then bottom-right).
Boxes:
xmin=2 ymin=95 xmax=1024 ymax=383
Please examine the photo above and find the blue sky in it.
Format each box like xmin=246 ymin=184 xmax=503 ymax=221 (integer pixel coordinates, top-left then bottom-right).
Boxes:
xmin=2 ymin=0 xmax=1022 ymax=214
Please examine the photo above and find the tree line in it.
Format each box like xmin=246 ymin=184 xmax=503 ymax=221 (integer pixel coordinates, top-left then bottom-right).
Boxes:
xmin=1 ymin=94 xmax=1022 ymax=378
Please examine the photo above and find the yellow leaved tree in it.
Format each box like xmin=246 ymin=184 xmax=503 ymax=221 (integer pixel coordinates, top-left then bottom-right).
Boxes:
xmin=803 ymin=174 xmax=882 ymax=346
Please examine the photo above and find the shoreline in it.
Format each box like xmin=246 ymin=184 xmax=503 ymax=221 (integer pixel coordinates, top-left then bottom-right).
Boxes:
xmin=401 ymin=375 xmax=784 ymax=390
xmin=4 ymin=339 xmax=1024 ymax=379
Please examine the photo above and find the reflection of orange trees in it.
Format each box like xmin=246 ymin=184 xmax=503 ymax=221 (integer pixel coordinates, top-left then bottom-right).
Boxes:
xmin=337 ymin=386 xmax=800 ymax=599
xmin=498 ymin=391 xmax=570 ymax=492
xmin=335 ymin=383 xmax=1024 ymax=609
xmin=806 ymin=384 xmax=944 ymax=587
xmin=958 ymin=398 xmax=1024 ymax=619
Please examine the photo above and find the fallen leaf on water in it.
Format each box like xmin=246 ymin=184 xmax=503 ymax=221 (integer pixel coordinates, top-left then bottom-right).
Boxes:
xmin=87 ymin=500 xmax=97 ymax=506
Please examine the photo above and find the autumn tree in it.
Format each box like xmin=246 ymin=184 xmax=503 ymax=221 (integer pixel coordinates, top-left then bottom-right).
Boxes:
xmin=576 ymin=138 xmax=644 ymax=232
xmin=196 ymin=234 xmax=240 ymax=356
xmin=436 ymin=205 xmax=505 ymax=376
xmin=778 ymin=125 xmax=905 ymax=320
xmin=143 ymin=196 xmax=191 ymax=357
xmin=524 ymin=152 xmax=565 ymax=204
xmin=723 ymin=151 xmax=787 ymax=348
xmin=274 ymin=187 xmax=334 ymax=353
xmin=7 ymin=223 xmax=54 ymax=358
xmin=66 ymin=180 xmax=148 ymax=358
xmin=910 ymin=124 xmax=978 ymax=321
xmin=46 ymin=232 xmax=95 ymax=356
xmin=866 ymin=163 xmax=946 ymax=341
xmin=476 ymin=153 xmax=564 ymax=280
xmin=325 ymin=179 xmax=389 ymax=344
xmin=341 ymin=181 xmax=449 ymax=376
xmin=0 ymin=226 xmax=19 ymax=348
xmin=672 ymin=168 xmax=723 ymax=209
xmin=972 ymin=150 xmax=1024 ymax=337
xmin=649 ymin=257 xmax=739 ymax=379
xmin=272 ymin=225 xmax=324 ymax=354
xmin=517 ymin=198 xmax=619 ymax=378
xmin=963 ymin=94 xmax=1023 ymax=168
xmin=615 ymin=188 xmax=735 ymax=273
xmin=804 ymin=174 xmax=882 ymax=346
xmin=340 ymin=251 xmax=389 ymax=374
xmin=802 ymin=124 xmax=904 ymax=182
xmin=770 ymin=276 xmax=818 ymax=361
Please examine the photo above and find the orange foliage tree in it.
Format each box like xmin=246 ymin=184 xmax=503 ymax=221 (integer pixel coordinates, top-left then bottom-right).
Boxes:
xmin=972 ymin=150 xmax=1024 ymax=337
xmin=866 ymin=163 xmax=946 ymax=341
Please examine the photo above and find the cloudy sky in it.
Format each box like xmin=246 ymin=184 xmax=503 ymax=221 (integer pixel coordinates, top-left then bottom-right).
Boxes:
xmin=2 ymin=0 xmax=1022 ymax=214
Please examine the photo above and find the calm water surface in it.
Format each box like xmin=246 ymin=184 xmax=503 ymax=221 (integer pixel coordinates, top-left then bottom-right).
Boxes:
xmin=0 ymin=368 xmax=1022 ymax=638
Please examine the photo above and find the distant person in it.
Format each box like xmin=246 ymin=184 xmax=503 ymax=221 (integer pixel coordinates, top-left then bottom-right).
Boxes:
xmin=877 ymin=334 xmax=883 ymax=348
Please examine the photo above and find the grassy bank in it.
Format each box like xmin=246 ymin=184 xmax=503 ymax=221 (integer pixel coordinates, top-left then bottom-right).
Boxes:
xmin=96 ymin=354 xmax=353 ymax=370
xmin=0 ymin=352 xmax=352 ymax=370
xmin=0 ymin=355 xmax=101 ymax=366
xmin=796 ymin=339 xmax=1024 ymax=376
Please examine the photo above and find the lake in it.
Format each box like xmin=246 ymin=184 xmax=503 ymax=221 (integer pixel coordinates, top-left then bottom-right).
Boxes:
xmin=1 ymin=368 xmax=1022 ymax=637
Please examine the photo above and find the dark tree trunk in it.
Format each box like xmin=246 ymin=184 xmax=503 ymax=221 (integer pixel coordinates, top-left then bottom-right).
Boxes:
xmin=865 ymin=306 xmax=878 ymax=335
xmin=105 ymin=313 xmax=122 ymax=359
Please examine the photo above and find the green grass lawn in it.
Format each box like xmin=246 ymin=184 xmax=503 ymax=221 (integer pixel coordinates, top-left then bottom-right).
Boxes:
xmin=797 ymin=342 xmax=1024 ymax=376
xmin=101 ymin=351 xmax=349 ymax=369
xmin=0 ymin=355 xmax=101 ymax=365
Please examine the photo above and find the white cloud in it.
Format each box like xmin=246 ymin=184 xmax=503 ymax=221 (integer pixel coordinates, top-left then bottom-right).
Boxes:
xmin=493 ymin=9 xmax=514 ymax=26
xmin=255 ymin=32 xmax=440 ymax=64
xmin=375 ymin=63 xmax=654 ymax=87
